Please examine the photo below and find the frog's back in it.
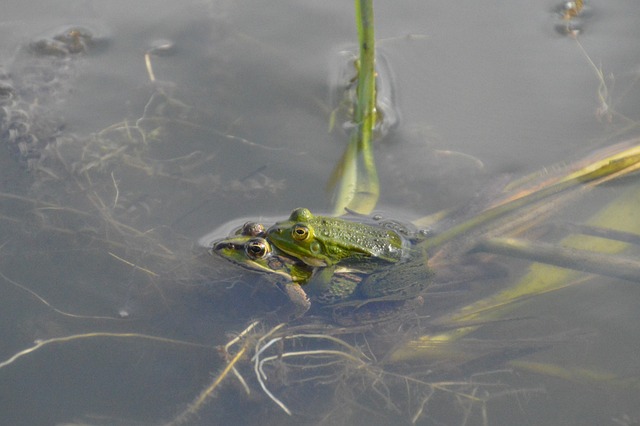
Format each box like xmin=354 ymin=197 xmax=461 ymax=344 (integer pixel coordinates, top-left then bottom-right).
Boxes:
xmin=310 ymin=214 xmax=408 ymax=263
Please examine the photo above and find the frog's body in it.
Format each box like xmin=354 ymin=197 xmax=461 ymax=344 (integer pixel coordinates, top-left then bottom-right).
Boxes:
xmin=266 ymin=207 xmax=411 ymax=268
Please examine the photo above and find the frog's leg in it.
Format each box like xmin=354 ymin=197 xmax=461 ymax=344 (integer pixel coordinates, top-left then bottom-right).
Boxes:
xmin=304 ymin=266 xmax=335 ymax=294
xmin=267 ymin=264 xmax=312 ymax=321
xmin=357 ymin=250 xmax=432 ymax=303
xmin=307 ymin=266 xmax=361 ymax=305
xmin=282 ymin=282 xmax=311 ymax=319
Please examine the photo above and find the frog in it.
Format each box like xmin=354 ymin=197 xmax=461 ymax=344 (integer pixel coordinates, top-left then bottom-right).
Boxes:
xmin=211 ymin=234 xmax=314 ymax=318
xmin=265 ymin=207 xmax=413 ymax=269
xmin=264 ymin=208 xmax=433 ymax=306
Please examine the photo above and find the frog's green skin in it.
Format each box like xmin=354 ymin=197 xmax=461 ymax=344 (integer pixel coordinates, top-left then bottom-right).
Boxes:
xmin=266 ymin=207 xmax=411 ymax=269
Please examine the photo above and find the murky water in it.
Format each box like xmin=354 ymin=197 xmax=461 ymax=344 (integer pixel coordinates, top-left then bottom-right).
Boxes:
xmin=1 ymin=1 xmax=639 ymax=425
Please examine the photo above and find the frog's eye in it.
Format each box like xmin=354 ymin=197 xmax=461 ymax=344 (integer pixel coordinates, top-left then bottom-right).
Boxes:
xmin=292 ymin=224 xmax=311 ymax=241
xmin=245 ymin=239 xmax=270 ymax=259
xmin=239 ymin=222 xmax=265 ymax=237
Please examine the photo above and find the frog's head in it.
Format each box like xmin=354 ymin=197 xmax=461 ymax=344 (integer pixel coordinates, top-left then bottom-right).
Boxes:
xmin=213 ymin=236 xmax=287 ymax=277
xmin=212 ymin=235 xmax=311 ymax=282
xmin=266 ymin=208 xmax=335 ymax=267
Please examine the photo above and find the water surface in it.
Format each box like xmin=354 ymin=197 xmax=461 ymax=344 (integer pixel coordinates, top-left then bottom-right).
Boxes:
xmin=1 ymin=1 xmax=639 ymax=425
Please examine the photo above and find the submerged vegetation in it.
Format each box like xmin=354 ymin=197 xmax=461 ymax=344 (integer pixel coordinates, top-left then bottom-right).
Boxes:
xmin=0 ymin=1 xmax=639 ymax=425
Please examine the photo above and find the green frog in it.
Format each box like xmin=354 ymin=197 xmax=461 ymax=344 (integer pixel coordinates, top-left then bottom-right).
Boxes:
xmin=212 ymin=233 xmax=314 ymax=318
xmin=265 ymin=207 xmax=414 ymax=268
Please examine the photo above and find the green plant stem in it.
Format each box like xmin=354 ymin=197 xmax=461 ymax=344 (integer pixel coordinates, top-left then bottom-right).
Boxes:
xmin=332 ymin=0 xmax=379 ymax=215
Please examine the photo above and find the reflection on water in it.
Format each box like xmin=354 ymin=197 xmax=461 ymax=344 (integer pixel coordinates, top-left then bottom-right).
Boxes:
xmin=0 ymin=0 xmax=639 ymax=425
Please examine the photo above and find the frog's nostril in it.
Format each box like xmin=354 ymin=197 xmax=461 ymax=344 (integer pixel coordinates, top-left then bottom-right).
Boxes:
xmin=213 ymin=242 xmax=234 ymax=251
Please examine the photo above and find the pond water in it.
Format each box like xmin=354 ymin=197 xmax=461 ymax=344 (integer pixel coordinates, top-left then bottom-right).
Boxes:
xmin=1 ymin=1 xmax=639 ymax=425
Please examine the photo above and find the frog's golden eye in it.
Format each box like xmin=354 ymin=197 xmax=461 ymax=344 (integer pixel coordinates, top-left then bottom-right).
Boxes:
xmin=292 ymin=224 xmax=311 ymax=241
xmin=245 ymin=239 xmax=270 ymax=259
